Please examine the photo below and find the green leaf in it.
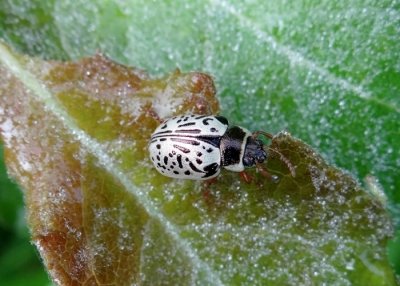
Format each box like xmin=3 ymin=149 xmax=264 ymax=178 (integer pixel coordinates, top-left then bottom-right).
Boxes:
xmin=0 ymin=43 xmax=397 ymax=285
xmin=0 ymin=143 xmax=24 ymax=229
xmin=0 ymin=1 xmax=67 ymax=60
xmin=0 ymin=0 xmax=398 ymax=208
xmin=0 ymin=231 xmax=48 ymax=283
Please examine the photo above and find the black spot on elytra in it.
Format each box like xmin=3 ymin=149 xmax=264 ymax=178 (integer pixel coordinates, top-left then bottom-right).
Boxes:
xmin=174 ymin=129 xmax=201 ymax=134
xmin=156 ymin=155 xmax=160 ymax=161
xmin=169 ymin=153 xmax=173 ymax=157
xmin=185 ymin=158 xmax=189 ymax=162
xmin=177 ymin=119 xmax=182 ymax=123
xmin=170 ymin=165 xmax=174 ymax=169
xmin=202 ymin=162 xmax=219 ymax=178
xmin=184 ymin=170 xmax=191 ymax=175
xmin=172 ymin=162 xmax=177 ymax=166
xmin=164 ymin=156 xmax=168 ymax=165
xmin=171 ymin=138 xmax=200 ymax=145
xmin=156 ymin=144 xmax=161 ymax=149
xmin=215 ymin=116 xmax=228 ymax=125
xmin=154 ymin=130 xmax=172 ymax=135
xmin=173 ymin=144 xmax=190 ymax=153
xmin=178 ymin=122 xmax=196 ymax=127
xmin=183 ymin=117 xmax=189 ymax=122
xmin=173 ymin=171 xmax=179 ymax=175
xmin=189 ymin=162 xmax=202 ymax=172
xmin=172 ymin=150 xmax=176 ymax=155
xmin=160 ymin=138 xmax=167 ymax=142
xmin=210 ymin=127 xmax=217 ymax=132
xmin=203 ymin=118 xmax=213 ymax=125
xmin=151 ymin=157 xmax=154 ymax=161
xmin=197 ymin=152 xmax=202 ymax=157
xmin=161 ymin=124 xmax=167 ymax=129
xmin=195 ymin=136 xmax=221 ymax=148
xmin=177 ymin=154 xmax=183 ymax=168
xmin=206 ymin=148 xmax=213 ymax=153
xmin=157 ymin=163 xmax=161 ymax=167
xmin=196 ymin=158 xmax=202 ymax=164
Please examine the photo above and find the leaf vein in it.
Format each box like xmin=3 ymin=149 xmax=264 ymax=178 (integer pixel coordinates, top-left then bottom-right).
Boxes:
xmin=0 ymin=42 xmax=224 ymax=286
xmin=211 ymin=0 xmax=399 ymax=113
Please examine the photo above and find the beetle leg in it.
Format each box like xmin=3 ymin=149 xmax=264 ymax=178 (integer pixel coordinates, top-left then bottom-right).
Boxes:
xmin=239 ymin=171 xmax=253 ymax=183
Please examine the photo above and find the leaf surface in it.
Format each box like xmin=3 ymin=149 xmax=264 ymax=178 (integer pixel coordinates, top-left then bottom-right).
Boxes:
xmin=0 ymin=43 xmax=397 ymax=285
xmin=0 ymin=0 xmax=398 ymax=205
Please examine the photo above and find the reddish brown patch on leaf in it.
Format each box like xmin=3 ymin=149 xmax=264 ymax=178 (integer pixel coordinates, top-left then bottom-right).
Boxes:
xmin=36 ymin=231 xmax=95 ymax=286
xmin=46 ymin=53 xmax=146 ymax=95
xmin=0 ymin=50 xmax=219 ymax=285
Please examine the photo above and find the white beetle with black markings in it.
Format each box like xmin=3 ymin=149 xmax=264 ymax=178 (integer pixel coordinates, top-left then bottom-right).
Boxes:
xmin=148 ymin=114 xmax=293 ymax=181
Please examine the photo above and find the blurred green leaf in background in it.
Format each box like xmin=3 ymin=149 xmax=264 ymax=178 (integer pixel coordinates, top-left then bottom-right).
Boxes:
xmin=0 ymin=144 xmax=51 ymax=286
xmin=0 ymin=0 xmax=399 ymax=285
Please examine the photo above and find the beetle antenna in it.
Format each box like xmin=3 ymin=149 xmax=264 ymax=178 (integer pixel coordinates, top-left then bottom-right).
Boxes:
xmin=252 ymin=131 xmax=273 ymax=140
xmin=267 ymin=147 xmax=296 ymax=177
xmin=255 ymin=163 xmax=279 ymax=182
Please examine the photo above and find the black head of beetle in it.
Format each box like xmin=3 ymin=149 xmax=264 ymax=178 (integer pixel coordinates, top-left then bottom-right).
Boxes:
xmin=242 ymin=136 xmax=267 ymax=167
xmin=220 ymin=126 xmax=268 ymax=171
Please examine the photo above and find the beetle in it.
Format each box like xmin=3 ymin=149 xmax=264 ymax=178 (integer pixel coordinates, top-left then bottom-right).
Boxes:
xmin=148 ymin=114 xmax=294 ymax=181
